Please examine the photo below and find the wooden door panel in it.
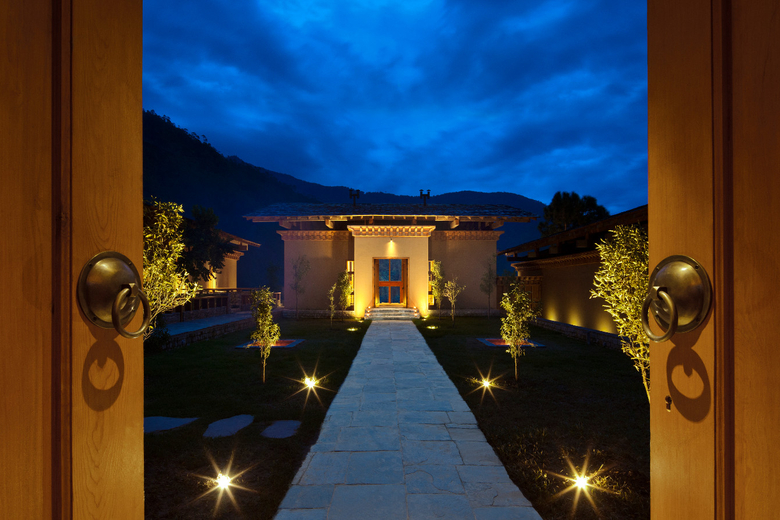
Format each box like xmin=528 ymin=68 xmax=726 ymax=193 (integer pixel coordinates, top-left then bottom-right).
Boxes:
xmin=1 ymin=0 xmax=144 ymax=518
xmin=0 ymin=1 xmax=54 ymax=517
xmin=71 ymin=0 xmax=144 ymax=517
xmin=732 ymin=2 xmax=780 ymax=517
xmin=650 ymin=0 xmax=780 ymax=518
xmin=648 ymin=0 xmax=716 ymax=513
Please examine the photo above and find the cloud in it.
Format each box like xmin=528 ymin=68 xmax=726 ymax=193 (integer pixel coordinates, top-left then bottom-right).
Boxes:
xmin=143 ymin=0 xmax=647 ymax=213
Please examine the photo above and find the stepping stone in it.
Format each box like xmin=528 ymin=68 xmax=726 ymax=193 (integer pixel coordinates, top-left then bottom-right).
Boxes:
xmin=261 ymin=420 xmax=302 ymax=438
xmin=144 ymin=416 xmax=197 ymax=433
xmin=203 ymin=414 xmax=254 ymax=438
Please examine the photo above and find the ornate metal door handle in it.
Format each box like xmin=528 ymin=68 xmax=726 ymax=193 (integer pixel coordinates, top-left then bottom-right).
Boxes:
xmin=77 ymin=251 xmax=150 ymax=339
xmin=642 ymin=255 xmax=712 ymax=343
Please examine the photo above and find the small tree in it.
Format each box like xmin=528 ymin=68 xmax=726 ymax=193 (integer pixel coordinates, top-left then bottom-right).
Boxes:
xmin=430 ymin=260 xmax=445 ymax=320
xmin=289 ymin=254 xmax=311 ymax=319
xmin=479 ymin=254 xmax=497 ymax=318
xmin=335 ymin=270 xmax=351 ymax=321
xmin=143 ymin=199 xmax=199 ymax=339
xmin=590 ymin=224 xmax=651 ymax=403
xmin=500 ymin=284 xmax=539 ymax=380
xmin=250 ymin=286 xmax=281 ymax=383
xmin=327 ymin=283 xmax=337 ymax=328
xmin=443 ymin=277 xmax=465 ymax=322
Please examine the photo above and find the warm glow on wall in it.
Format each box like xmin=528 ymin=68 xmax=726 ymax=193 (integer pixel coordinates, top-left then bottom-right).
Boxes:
xmin=352 ymin=233 xmax=429 ymax=316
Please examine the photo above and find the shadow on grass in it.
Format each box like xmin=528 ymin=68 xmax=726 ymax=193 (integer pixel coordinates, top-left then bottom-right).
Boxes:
xmin=415 ymin=317 xmax=649 ymax=520
xmin=144 ymin=318 xmax=369 ymax=520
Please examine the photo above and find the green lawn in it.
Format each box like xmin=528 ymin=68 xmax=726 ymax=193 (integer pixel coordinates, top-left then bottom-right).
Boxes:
xmin=145 ymin=316 xmax=649 ymax=520
xmin=144 ymin=318 xmax=368 ymax=520
xmin=415 ymin=317 xmax=650 ymax=520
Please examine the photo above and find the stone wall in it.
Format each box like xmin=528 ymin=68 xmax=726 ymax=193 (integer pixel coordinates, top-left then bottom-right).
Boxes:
xmin=165 ymin=318 xmax=255 ymax=350
xmin=532 ymin=317 xmax=622 ymax=349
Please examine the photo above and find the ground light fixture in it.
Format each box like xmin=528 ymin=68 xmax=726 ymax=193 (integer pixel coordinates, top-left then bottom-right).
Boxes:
xmin=215 ymin=472 xmax=232 ymax=490
xmin=465 ymin=366 xmax=503 ymax=405
xmin=288 ymin=366 xmax=334 ymax=410
xmin=550 ymin=452 xmax=613 ymax=516
xmin=193 ymin=451 xmax=254 ymax=515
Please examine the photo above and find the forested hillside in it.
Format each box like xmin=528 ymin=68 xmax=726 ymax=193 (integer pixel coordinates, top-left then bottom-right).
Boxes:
xmin=143 ymin=110 xmax=544 ymax=287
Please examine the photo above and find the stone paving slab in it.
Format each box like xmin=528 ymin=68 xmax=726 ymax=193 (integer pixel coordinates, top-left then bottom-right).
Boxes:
xmin=262 ymin=420 xmax=302 ymax=439
xmin=274 ymin=321 xmax=542 ymax=520
xmin=203 ymin=414 xmax=254 ymax=438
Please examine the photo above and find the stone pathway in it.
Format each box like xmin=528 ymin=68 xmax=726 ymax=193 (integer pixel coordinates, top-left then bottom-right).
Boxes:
xmin=275 ymin=321 xmax=542 ymax=520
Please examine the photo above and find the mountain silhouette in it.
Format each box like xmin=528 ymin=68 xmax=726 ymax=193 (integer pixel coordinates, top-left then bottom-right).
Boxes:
xmin=143 ymin=110 xmax=544 ymax=288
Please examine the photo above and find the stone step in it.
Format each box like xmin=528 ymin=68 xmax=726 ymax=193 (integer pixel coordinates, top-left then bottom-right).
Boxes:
xmin=364 ymin=307 xmax=420 ymax=321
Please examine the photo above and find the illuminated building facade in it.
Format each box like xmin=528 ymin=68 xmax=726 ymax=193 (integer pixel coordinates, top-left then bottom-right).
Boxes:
xmin=246 ymin=203 xmax=534 ymax=317
xmin=500 ymin=205 xmax=647 ymax=345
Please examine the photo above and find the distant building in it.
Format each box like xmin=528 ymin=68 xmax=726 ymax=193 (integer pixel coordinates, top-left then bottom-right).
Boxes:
xmin=166 ymin=230 xmax=261 ymax=323
xmin=246 ymin=203 xmax=536 ymax=317
xmin=197 ymin=230 xmax=261 ymax=290
xmin=499 ymin=205 xmax=647 ymax=346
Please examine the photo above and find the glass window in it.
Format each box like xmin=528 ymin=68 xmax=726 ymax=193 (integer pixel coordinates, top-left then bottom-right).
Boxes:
xmin=390 ymin=286 xmax=401 ymax=303
xmin=390 ymin=259 xmax=402 ymax=281
xmin=379 ymin=259 xmax=390 ymax=281
xmin=379 ymin=286 xmax=389 ymax=302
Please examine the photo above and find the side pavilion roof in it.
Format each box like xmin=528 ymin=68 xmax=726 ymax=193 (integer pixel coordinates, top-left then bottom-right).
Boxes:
xmin=244 ymin=203 xmax=537 ymax=224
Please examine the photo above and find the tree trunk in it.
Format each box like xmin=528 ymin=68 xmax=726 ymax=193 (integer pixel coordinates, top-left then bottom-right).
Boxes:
xmin=514 ymin=356 xmax=518 ymax=381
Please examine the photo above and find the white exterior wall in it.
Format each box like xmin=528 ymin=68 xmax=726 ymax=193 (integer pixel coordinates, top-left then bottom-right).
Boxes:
xmin=353 ymin=235 xmax=430 ymax=317
xmin=280 ymin=231 xmax=351 ymax=310
xmin=430 ymin=230 xmax=503 ymax=309
xmin=216 ymin=256 xmax=238 ymax=288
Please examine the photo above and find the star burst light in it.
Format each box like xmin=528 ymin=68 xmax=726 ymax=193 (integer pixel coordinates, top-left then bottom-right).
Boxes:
xmin=550 ymin=451 xmax=613 ymax=516
xmin=192 ymin=451 xmax=255 ymax=515
xmin=465 ymin=364 xmax=504 ymax=405
xmin=289 ymin=360 xmax=334 ymax=410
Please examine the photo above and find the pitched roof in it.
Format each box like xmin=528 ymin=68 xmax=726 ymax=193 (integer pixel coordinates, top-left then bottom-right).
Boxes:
xmin=244 ymin=203 xmax=536 ymax=222
xmin=498 ymin=204 xmax=647 ymax=258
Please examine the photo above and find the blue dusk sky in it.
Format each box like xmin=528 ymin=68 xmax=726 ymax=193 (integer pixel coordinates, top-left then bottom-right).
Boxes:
xmin=143 ymin=0 xmax=647 ymax=213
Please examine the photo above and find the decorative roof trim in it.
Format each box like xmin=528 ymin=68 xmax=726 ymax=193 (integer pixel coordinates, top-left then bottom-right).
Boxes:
xmin=348 ymin=225 xmax=436 ymax=238
xmin=277 ymin=230 xmax=351 ymax=241
xmin=431 ymin=230 xmax=504 ymax=241
xmin=511 ymin=250 xmax=601 ymax=269
xmin=225 ymin=252 xmax=245 ymax=260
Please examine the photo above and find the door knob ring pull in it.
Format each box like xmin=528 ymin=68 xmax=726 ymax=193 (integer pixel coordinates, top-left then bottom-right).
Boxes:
xmin=111 ymin=282 xmax=151 ymax=339
xmin=642 ymin=286 xmax=678 ymax=342
xmin=641 ymin=255 xmax=712 ymax=343
xmin=77 ymin=251 xmax=150 ymax=339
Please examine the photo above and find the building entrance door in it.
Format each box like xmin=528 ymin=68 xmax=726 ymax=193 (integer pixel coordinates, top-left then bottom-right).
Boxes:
xmin=374 ymin=258 xmax=407 ymax=306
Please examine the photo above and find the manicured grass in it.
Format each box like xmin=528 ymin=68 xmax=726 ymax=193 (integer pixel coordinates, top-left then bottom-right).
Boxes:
xmin=415 ymin=317 xmax=650 ymax=520
xmin=144 ymin=318 xmax=368 ymax=520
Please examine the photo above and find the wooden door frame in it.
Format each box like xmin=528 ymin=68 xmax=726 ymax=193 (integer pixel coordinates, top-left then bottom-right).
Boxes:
xmin=373 ymin=258 xmax=408 ymax=307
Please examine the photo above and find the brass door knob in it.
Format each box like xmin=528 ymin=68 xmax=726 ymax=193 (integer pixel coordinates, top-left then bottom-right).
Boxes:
xmin=77 ymin=251 xmax=150 ymax=339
